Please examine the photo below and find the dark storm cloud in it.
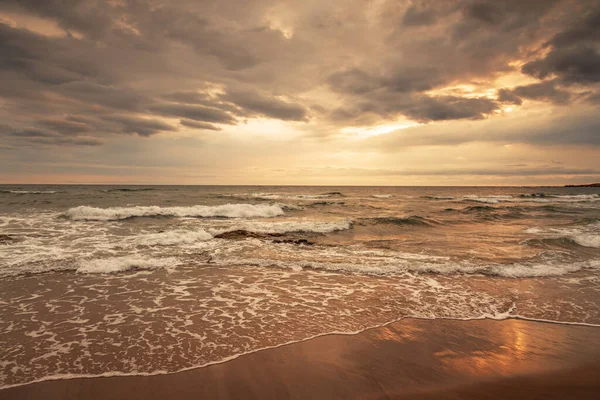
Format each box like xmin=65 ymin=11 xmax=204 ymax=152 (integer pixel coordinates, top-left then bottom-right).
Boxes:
xmin=545 ymin=8 xmax=600 ymax=48
xmin=58 ymin=82 xmax=147 ymax=111
xmin=521 ymin=7 xmax=600 ymax=85
xmin=102 ymin=116 xmax=177 ymax=137
xmin=220 ymin=90 xmax=308 ymax=121
xmin=148 ymin=104 xmax=237 ymax=124
xmin=0 ymin=0 xmax=599 ymax=148
xmin=326 ymin=0 xmax=587 ymax=126
xmin=38 ymin=119 xmax=89 ymax=134
xmin=498 ymin=81 xmax=571 ymax=105
xmin=522 ymin=46 xmax=600 ymax=84
xmin=0 ymin=1 xmax=307 ymax=147
xmin=496 ymin=89 xmax=523 ymax=106
xmin=0 ymin=0 xmax=113 ymax=38
xmin=328 ymin=66 xmax=499 ymax=123
xmin=162 ymin=92 xmax=214 ymax=105
xmin=368 ymin=110 xmax=600 ymax=150
xmin=179 ymin=120 xmax=222 ymax=131
xmin=403 ymin=96 xmax=499 ymax=122
xmin=3 ymin=126 xmax=102 ymax=146
xmin=402 ymin=6 xmax=438 ymax=27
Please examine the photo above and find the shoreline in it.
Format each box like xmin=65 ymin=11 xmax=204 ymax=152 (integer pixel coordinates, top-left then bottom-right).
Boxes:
xmin=2 ymin=315 xmax=599 ymax=391
xmin=2 ymin=318 xmax=599 ymax=399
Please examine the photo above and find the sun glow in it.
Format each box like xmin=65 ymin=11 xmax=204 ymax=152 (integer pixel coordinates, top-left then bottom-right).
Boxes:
xmin=341 ymin=122 xmax=420 ymax=138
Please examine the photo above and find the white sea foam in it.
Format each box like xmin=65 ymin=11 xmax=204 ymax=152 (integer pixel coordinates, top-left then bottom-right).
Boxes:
xmin=76 ymin=256 xmax=179 ymax=274
xmin=211 ymin=219 xmax=353 ymax=235
xmin=294 ymin=194 xmax=332 ymax=199
xmin=210 ymin=240 xmax=599 ymax=278
xmin=129 ymin=219 xmax=352 ymax=246
xmin=372 ymin=194 xmax=393 ymax=199
xmin=525 ymin=222 xmax=600 ymax=248
xmin=250 ymin=193 xmax=282 ymax=200
xmin=463 ymin=195 xmax=514 ymax=204
xmin=131 ymin=229 xmax=213 ymax=246
xmin=1 ymin=190 xmax=59 ymax=194
xmin=520 ymin=194 xmax=600 ymax=203
xmin=573 ymin=234 xmax=600 ymax=248
xmin=64 ymin=204 xmax=285 ymax=221
xmin=221 ymin=256 xmax=599 ymax=278
xmin=427 ymin=194 xmax=600 ymax=204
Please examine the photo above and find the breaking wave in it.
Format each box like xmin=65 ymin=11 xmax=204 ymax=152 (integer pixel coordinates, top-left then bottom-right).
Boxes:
xmin=525 ymin=223 xmax=600 ymax=248
xmin=366 ymin=216 xmax=439 ymax=226
xmin=63 ymin=204 xmax=285 ymax=221
xmin=210 ymin=219 xmax=353 ymax=235
xmin=214 ymin=243 xmax=600 ymax=278
xmin=423 ymin=194 xmax=600 ymax=204
xmin=1 ymin=190 xmax=59 ymax=194
xmin=76 ymin=256 xmax=180 ymax=274
xmin=102 ymin=188 xmax=157 ymax=193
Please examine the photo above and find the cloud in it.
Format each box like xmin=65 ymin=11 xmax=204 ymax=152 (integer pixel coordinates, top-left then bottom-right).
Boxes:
xmin=180 ymin=120 xmax=222 ymax=130
xmin=102 ymin=116 xmax=177 ymax=137
xmin=523 ymin=46 xmax=600 ymax=84
xmin=0 ymin=0 xmax=598 ymax=154
xmin=148 ymin=104 xmax=237 ymax=124
xmin=367 ymin=108 xmax=600 ymax=150
xmin=3 ymin=126 xmax=103 ymax=146
xmin=220 ymin=90 xmax=308 ymax=121
xmin=498 ymin=81 xmax=571 ymax=105
xmin=521 ymin=7 xmax=600 ymax=85
xmin=403 ymin=96 xmax=499 ymax=122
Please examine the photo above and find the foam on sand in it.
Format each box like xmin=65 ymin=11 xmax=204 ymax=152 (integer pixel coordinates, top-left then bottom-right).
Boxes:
xmin=64 ymin=204 xmax=285 ymax=221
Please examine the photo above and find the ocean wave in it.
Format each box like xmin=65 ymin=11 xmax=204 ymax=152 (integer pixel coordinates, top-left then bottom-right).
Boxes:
xmin=458 ymin=205 xmax=525 ymax=221
xmin=131 ymin=229 xmax=214 ymax=246
xmin=423 ymin=195 xmax=513 ymax=204
xmin=128 ymin=220 xmax=353 ymax=246
xmin=210 ymin=241 xmax=599 ymax=278
xmin=525 ymin=223 xmax=600 ymax=248
xmin=424 ymin=194 xmax=600 ymax=204
xmin=217 ymin=192 xmax=345 ymax=201
xmin=462 ymin=195 xmax=514 ymax=204
xmin=216 ymin=249 xmax=600 ymax=278
xmin=523 ymin=237 xmax=589 ymax=249
xmin=249 ymin=193 xmax=282 ymax=200
xmin=520 ymin=194 xmax=600 ymax=203
xmin=366 ymin=216 xmax=439 ymax=226
xmin=294 ymin=194 xmax=334 ymax=199
xmin=294 ymin=191 xmax=345 ymax=199
xmin=371 ymin=194 xmax=393 ymax=199
xmin=423 ymin=196 xmax=455 ymax=200
xmin=102 ymin=188 xmax=157 ymax=193
xmin=1 ymin=190 xmax=59 ymax=194
xmin=211 ymin=219 xmax=353 ymax=236
xmin=63 ymin=204 xmax=285 ymax=221
xmin=76 ymin=256 xmax=180 ymax=274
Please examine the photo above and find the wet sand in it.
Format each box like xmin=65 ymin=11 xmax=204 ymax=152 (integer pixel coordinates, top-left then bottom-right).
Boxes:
xmin=2 ymin=318 xmax=599 ymax=400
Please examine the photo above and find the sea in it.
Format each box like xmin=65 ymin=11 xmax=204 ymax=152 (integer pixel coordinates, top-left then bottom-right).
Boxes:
xmin=1 ymin=185 xmax=599 ymax=388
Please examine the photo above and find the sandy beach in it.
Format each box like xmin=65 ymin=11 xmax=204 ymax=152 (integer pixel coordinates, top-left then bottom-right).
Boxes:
xmin=2 ymin=318 xmax=599 ymax=400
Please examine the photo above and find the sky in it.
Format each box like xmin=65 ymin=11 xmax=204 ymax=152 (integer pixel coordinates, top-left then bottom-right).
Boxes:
xmin=0 ymin=0 xmax=599 ymax=185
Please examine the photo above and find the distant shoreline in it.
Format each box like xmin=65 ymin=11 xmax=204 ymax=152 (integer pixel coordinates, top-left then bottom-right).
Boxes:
xmin=564 ymin=183 xmax=600 ymax=187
